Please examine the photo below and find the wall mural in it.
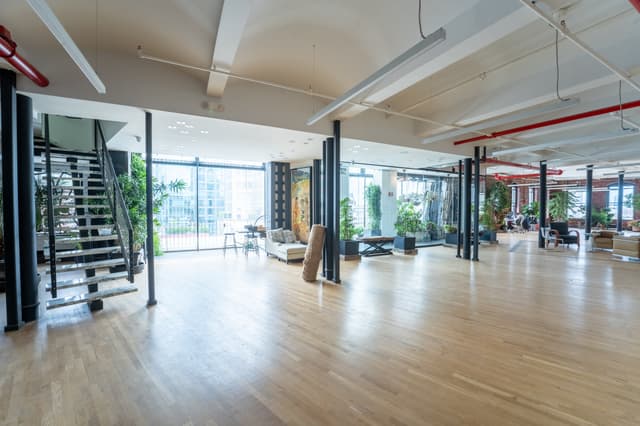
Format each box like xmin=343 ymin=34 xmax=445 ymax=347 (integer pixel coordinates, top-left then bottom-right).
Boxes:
xmin=291 ymin=167 xmax=312 ymax=243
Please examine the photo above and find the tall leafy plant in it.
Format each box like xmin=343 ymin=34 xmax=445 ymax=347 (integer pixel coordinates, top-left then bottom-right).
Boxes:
xmin=365 ymin=184 xmax=381 ymax=232
xmin=548 ymin=191 xmax=578 ymax=222
xmin=394 ymin=202 xmax=424 ymax=237
xmin=482 ymin=180 xmax=510 ymax=230
xmin=339 ymin=197 xmax=357 ymax=240
xmin=118 ymin=154 xmax=186 ymax=253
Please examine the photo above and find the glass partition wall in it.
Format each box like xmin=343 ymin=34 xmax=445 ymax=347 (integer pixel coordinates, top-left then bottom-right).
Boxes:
xmin=153 ymin=157 xmax=264 ymax=252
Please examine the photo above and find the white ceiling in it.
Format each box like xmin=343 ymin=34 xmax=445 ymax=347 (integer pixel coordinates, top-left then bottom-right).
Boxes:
xmin=4 ymin=0 xmax=640 ymax=179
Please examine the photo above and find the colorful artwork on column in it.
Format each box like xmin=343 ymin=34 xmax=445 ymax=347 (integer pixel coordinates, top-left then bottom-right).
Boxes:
xmin=291 ymin=167 xmax=312 ymax=243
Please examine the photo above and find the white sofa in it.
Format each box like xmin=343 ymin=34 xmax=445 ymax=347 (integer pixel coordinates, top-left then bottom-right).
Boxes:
xmin=265 ymin=229 xmax=307 ymax=263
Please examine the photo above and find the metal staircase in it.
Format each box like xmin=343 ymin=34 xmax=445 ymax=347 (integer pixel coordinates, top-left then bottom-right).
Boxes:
xmin=36 ymin=116 xmax=137 ymax=311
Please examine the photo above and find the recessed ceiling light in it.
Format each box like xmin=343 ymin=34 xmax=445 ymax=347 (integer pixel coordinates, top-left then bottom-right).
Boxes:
xmin=168 ymin=125 xmax=177 ymax=130
xmin=363 ymin=147 xmax=369 ymax=151
xmin=179 ymin=130 xmax=189 ymax=135
xmin=200 ymin=130 xmax=209 ymax=134
xmin=176 ymin=121 xmax=185 ymax=125
xmin=185 ymin=124 xmax=194 ymax=129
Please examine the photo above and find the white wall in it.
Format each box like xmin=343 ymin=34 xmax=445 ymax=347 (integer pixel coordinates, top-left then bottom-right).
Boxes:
xmin=380 ymin=169 xmax=398 ymax=236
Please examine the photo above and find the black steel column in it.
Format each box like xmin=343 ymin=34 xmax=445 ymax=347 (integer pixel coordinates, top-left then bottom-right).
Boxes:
xmin=195 ymin=157 xmax=200 ymax=251
xmin=617 ymin=171 xmax=624 ymax=233
xmin=321 ymin=143 xmax=327 ymax=275
xmin=585 ymin=165 xmax=593 ymax=236
xmin=472 ymin=147 xmax=480 ymax=262
xmin=456 ymin=160 xmax=462 ymax=258
xmin=463 ymin=158 xmax=472 ymax=260
xmin=538 ymin=161 xmax=547 ymax=248
xmin=145 ymin=112 xmax=157 ymax=306
xmin=312 ymin=159 xmax=322 ymax=224
xmin=1 ymin=70 xmax=21 ymax=331
xmin=323 ymin=138 xmax=335 ymax=281
xmin=17 ymin=94 xmax=40 ymax=322
xmin=332 ymin=121 xmax=341 ymax=284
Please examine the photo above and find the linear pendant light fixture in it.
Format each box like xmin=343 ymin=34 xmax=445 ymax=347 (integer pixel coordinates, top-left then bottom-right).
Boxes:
xmin=26 ymin=0 xmax=106 ymax=94
xmin=422 ymin=98 xmax=579 ymax=144
xmin=305 ymin=28 xmax=446 ymax=126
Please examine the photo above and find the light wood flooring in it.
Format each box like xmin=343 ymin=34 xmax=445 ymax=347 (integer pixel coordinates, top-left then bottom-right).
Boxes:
xmin=1 ymin=233 xmax=639 ymax=425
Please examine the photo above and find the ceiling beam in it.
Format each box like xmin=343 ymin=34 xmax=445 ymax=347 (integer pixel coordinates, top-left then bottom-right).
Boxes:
xmin=332 ymin=0 xmax=538 ymax=121
xmin=206 ymin=0 xmax=252 ymax=97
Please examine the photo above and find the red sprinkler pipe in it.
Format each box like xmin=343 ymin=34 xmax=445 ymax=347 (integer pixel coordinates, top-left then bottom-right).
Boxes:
xmin=484 ymin=158 xmax=541 ymax=171
xmin=494 ymin=169 xmax=563 ymax=181
xmin=453 ymin=99 xmax=640 ymax=146
xmin=630 ymin=0 xmax=640 ymax=13
xmin=0 ymin=26 xmax=49 ymax=87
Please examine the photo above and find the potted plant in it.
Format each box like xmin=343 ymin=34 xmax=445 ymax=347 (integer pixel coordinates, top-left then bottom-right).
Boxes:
xmin=591 ymin=208 xmax=613 ymax=229
xmin=425 ymin=221 xmax=438 ymax=241
xmin=365 ymin=184 xmax=382 ymax=236
xmin=339 ymin=197 xmax=360 ymax=257
xmin=630 ymin=220 xmax=640 ymax=232
xmin=119 ymin=154 xmax=185 ymax=273
xmin=548 ymin=191 xmax=578 ymax=222
xmin=394 ymin=201 xmax=423 ymax=251
xmin=443 ymin=224 xmax=458 ymax=244
xmin=480 ymin=199 xmax=498 ymax=241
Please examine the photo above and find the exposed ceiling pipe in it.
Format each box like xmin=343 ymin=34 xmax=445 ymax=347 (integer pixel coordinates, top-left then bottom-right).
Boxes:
xmin=0 ymin=26 xmax=49 ymax=87
xmin=453 ymin=99 xmax=640 ymax=145
xmin=629 ymin=0 xmax=640 ymax=13
xmin=484 ymin=158 xmax=542 ymax=171
xmin=519 ymin=0 xmax=640 ymax=93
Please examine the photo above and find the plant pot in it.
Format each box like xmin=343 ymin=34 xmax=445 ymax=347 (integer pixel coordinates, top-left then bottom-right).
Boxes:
xmin=444 ymin=232 xmax=458 ymax=244
xmin=340 ymin=240 xmax=360 ymax=256
xmin=394 ymin=236 xmax=416 ymax=250
xmin=480 ymin=230 xmax=497 ymax=242
xmin=632 ymin=226 xmax=640 ymax=232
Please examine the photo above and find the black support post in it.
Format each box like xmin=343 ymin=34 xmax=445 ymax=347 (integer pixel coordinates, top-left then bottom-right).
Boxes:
xmin=472 ymin=147 xmax=480 ymax=262
xmin=321 ymin=142 xmax=327 ymax=275
xmin=463 ymin=158 xmax=472 ymax=260
xmin=538 ymin=161 xmax=547 ymax=248
xmin=456 ymin=160 xmax=462 ymax=258
xmin=333 ymin=121 xmax=341 ymax=284
xmin=17 ymin=94 xmax=40 ymax=322
xmin=312 ymin=159 xmax=322 ymax=224
xmin=323 ymin=138 xmax=335 ymax=281
xmin=617 ymin=171 xmax=624 ymax=233
xmin=145 ymin=112 xmax=157 ymax=306
xmin=1 ymin=69 xmax=21 ymax=331
xmin=585 ymin=165 xmax=593 ymax=236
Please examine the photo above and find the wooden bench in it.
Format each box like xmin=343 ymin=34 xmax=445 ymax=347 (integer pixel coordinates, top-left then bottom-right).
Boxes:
xmin=357 ymin=237 xmax=395 ymax=257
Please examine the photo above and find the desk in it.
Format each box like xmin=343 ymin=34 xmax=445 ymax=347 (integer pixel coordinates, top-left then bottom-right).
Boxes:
xmin=358 ymin=237 xmax=395 ymax=257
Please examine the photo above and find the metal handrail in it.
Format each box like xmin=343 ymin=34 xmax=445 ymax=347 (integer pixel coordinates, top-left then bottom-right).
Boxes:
xmin=44 ymin=114 xmax=58 ymax=297
xmin=94 ymin=121 xmax=135 ymax=282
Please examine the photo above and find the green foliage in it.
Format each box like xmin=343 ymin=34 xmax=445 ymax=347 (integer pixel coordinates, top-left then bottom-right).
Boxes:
xmin=365 ymin=184 xmax=382 ymax=231
xmin=339 ymin=197 xmax=357 ymax=240
xmin=482 ymin=181 xmax=511 ymax=230
xmin=443 ymin=224 xmax=457 ymax=233
xmin=34 ymin=178 xmax=46 ymax=232
xmin=625 ymin=193 xmax=640 ymax=211
xmin=591 ymin=208 xmax=613 ymax=228
xmin=153 ymin=230 xmax=162 ymax=256
xmin=394 ymin=202 xmax=424 ymax=237
xmin=521 ymin=201 xmax=539 ymax=217
xmin=119 ymin=154 xmax=186 ymax=251
xmin=548 ymin=191 xmax=578 ymax=222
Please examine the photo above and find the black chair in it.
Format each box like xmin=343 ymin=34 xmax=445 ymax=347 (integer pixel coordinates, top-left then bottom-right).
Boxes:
xmin=550 ymin=222 xmax=580 ymax=248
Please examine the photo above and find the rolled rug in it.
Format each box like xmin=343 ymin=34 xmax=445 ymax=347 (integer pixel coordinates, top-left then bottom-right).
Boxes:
xmin=302 ymin=224 xmax=326 ymax=282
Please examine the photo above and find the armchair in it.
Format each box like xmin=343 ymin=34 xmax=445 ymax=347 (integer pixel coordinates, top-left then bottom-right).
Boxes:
xmin=549 ymin=222 xmax=580 ymax=248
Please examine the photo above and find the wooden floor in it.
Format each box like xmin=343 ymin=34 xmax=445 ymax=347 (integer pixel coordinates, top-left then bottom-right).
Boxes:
xmin=1 ymin=233 xmax=640 ymax=425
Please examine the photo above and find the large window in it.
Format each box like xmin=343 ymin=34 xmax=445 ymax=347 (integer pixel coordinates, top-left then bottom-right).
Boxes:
xmin=154 ymin=158 xmax=264 ymax=251
xmin=608 ymin=184 xmax=634 ymax=220
xmin=347 ymin=168 xmax=374 ymax=229
xmin=568 ymin=189 xmax=587 ymax=219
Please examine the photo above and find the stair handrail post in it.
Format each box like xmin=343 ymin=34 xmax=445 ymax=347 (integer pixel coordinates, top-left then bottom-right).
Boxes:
xmin=94 ymin=121 xmax=135 ymax=283
xmin=44 ymin=114 xmax=57 ymax=297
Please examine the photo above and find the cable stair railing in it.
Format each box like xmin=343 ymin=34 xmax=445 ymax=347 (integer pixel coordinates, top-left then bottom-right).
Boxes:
xmin=42 ymin=115 xmax=137 ymax=310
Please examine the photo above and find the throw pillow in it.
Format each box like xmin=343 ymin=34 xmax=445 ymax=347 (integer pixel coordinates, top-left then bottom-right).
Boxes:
xmin=283 ymin=230 xmax=296 ymax=243
xmin=270 ymin=228 xmax=284 ymax=243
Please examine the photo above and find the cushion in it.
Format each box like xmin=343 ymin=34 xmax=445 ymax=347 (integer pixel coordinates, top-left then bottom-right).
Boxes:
xmin=283 ymin=230 xmax=296 ymax=244
xmin=268 ymin=228 xmax=284 ymax=243
xmin=550 ymin=222 xmax=569 ymax=235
